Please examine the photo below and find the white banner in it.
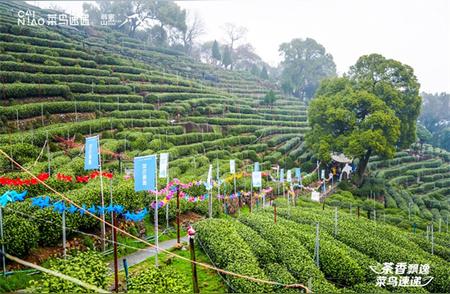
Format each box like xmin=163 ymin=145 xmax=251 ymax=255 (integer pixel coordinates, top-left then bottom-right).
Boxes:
xmin=287 ymin=170 xmax=292 ymax=182
xmin=206 ymin=164 xmax=212 ymax=190
xmin=311 ymin=191 xmax=320 ymax=202
xmin=252 ymin=171 xmax=262 ymax=188
xmin=321 ymin=169 xmax=325 ymax=179
xmin=230 ymin=159 xmax=235 ymax=174
xmin=159 ymin=153 xmax=169 ymax=178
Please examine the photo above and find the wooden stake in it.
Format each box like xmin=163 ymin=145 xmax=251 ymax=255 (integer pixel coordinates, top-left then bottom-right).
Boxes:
xmin=0 ymin=207 xmax=6 ymax=275
xmin=274 ymin=203 xmax=277 ymax=224
xmin=113 ymin=213 xmax=119 ymax=292
xmin=189 ymin=236 xmax=199 ymax=294
xmin=176 ymin=187 xmax=181 ymax=244
xmin=62 ymin=205 xmax=66 ymax=259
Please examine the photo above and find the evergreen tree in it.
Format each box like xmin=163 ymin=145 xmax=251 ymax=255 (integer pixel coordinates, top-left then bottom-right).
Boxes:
xmin=260 ymin=66 xmax=269 ymax=79
xmin=211 ymin=40 xmax=221 ymax=65
xmin=222 ymin=46 xmax=232 ymax=69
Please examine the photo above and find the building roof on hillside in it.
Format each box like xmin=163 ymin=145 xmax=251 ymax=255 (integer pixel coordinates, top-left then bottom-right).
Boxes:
xmin=331 ymin=153 xmax=352 ymax=163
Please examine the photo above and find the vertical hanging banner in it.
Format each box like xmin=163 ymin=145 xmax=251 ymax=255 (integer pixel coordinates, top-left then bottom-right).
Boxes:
xmin=206 ymin=164 xmax=213 ymax=190
xmin=230 ymin=160 xmax=235 ymax=174
xmin=159 ymin=153 xmax=169 ymax=178
xmin=287 ymin=170 xmax=292 ymax=183
xmin=295 ymin=168 xmax=301 ymax=181
xmin=216 ymin=160 xmax=220 ymax=183
xmin=84 ymin=136 xmax=99 ymax=170
xmin=252 ymin=171 xmax=262 ymax=188
xmin=134 ymin=155 xmax=157 ymax=192
xmin=321 ymin=169 xmax=325 ymax=179
xmin=254 ymin=162 xmax=260 ymax=172
xmin=280 ymin=169 xmax=285 ymax=183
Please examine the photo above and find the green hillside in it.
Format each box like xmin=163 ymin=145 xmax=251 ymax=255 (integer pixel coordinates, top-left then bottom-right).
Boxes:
xmin=0 ymin=1 xmax=307 ymax=180
xmin=0 ymin=1 xmax=449 ymax=293
xmin=369 ymin=145 xmax=450 ymax=224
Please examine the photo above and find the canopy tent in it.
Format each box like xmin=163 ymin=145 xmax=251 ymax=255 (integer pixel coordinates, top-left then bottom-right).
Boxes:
xmin=330 ymin=153 xmax=352 ymax=163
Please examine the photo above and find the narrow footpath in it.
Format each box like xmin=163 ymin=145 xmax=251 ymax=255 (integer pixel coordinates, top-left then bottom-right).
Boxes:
xmin=108 ymin=236 xmax=189 ymax=271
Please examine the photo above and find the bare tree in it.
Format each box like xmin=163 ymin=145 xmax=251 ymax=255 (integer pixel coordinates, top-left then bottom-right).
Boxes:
xmin=222 ymin=23 xmax=247 ymax=70
xmin=222 ymin=22 xmax=247 ymax=50
xmin=182 ymin=12 xmax=205 ymax=55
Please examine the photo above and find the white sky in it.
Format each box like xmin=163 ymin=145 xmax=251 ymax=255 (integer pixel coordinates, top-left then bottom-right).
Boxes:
xmin=26 ymin=0 xmax=450 ymax=93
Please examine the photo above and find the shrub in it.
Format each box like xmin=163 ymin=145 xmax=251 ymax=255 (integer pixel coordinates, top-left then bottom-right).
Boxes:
xmin=0 ymin=83 xmax=70 ymax=99
xmin=238 ymin=214 xmax=337 ymax=293
xmin=194 ymin=219 xmax=272 ymax=293
xmin=0 ymin=61 xmax=110 ymax=76
xmin=128 ymin=267 xmax=190 ymax=293
xmin=28 ymin=250 xmax=108 ymax=292
xmin=3 ymin=211 xmax=39 ymax=258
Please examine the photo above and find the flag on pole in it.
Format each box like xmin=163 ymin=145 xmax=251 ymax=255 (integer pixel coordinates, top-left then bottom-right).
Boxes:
xmin=134 ymin=155 xmax=157 ymax=192
xmin=216 ymin=160 xmax=220 ymax=182
xmin=84 ymin=136 xmax=99 ymax=170
xmin=295 ymin=168 xmax=302 ymax=184
xmin=206 ymin=164 xmax=212 ymax=190
xmin=321 ymin=169 xmax=325 ymax=179
xmin=280 ymin=168 xmax=285 ymax=183
xmin=287 ymin=170 xmax=292 ymax=183
xmin=230 ymin=160 xmax=235 ymax=174
xmin=252 ymin=171 xmax=262 ymax=188
xmin=159 ymin=153 xmax=169 ymax=178
xmin=254 ymin=162 xmax=260 ymax=172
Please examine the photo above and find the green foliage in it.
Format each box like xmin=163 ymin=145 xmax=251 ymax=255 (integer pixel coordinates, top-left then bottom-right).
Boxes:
xmin=222 ymin=46 xmax=232 ymax=69
xmin=0 ymin=143 xmax=40 ymax=171
xmin=348 ymin=54 xmax=421 ymax=148
xmin=211 ymin=40 xmax=221 ymax=62
xmin=262 ymin=90 xmax=277 ymax=106
xmin=1 ymin=83 xmax=70 ymax=99
xmin=28 ymin=250 xmax=108 ymax=293
xmin=416 ymin=123 xmax=432 ymax=144
xmin=128 ymin=266 xmax=190 ymax=293
xmin=278 ymin=206 xmax=450 ymax=293
xmin=194 ymin=219 xmax=272 ymax=293
xmin=3 ymin=212 xmax=39 ymax=257
xmin=238 ymin=214 xmax=337 ymax=293
xmin=279 ymin=38 xmax=336 ymax=99
xmin=0 ymin=61 xmax=110 ymax=76
xmin=306 ymin=77 xmax=400 ymax=184
xmin=260 ymin=65 xmax=269 ymax=79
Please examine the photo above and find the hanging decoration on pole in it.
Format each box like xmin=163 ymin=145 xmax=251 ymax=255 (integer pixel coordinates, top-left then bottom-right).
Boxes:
xmin=159 ymin=153 xmax=170 ymax=230
xmin=133 ymin=154 xmax=157 ymax=266
xmin=207 ymin=164 xmax=213 ymax=218
xmin=230 ymin=159 xmax=235 ymax=174
xmin=230 ymin=159 xmax=238 ymax=212
xmin=295 ymin=168 xmax=301 ymax=186
xmin=159 ymin=153 xmax=169 ymax=179
xmin=0 ymin=206 xmax=6 ymax=275
xmin=84 ymin=135 xmax=106 ymax=251
xmin=321 ymin=169 xmax=326 ymax=193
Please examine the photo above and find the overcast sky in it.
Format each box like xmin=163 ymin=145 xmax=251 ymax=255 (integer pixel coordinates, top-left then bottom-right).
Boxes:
xmin=26 ymin=0 xmax=450 ymax=93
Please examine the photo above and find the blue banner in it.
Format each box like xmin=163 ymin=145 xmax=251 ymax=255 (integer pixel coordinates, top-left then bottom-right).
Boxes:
xmin=134 ymin=155 xmax=157 ymax=192
xmin=84 ymin=136 xmax=99 ymax=170
xmin=280 ymin=168 xmax=284 ymax=183
xmin=254 ymin=162 xmax=260 ymax=172
xmin=295 ymin=168 xmax=301 ymax=180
